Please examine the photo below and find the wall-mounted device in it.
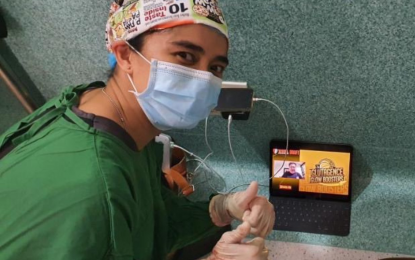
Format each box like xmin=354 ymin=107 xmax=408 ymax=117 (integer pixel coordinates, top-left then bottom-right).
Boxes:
xmin=212 ymin=81 xmax=254 ymax=120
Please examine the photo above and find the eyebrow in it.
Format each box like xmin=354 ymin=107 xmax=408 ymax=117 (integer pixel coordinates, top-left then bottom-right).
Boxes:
xmin=171 ymin=41 xmax=229 ymax=65
xmin=171 ymin=41 xmax=205 ymax=53
xmin=215 ymin=56 xmax=229 ymax=65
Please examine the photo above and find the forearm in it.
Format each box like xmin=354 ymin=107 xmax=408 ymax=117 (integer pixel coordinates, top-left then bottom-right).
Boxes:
xmin=209 ymin=194 xmax=233 ymax=227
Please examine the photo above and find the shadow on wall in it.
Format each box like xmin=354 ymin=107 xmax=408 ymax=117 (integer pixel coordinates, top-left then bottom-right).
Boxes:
xmin=0 ymin=7 xmax=22 ymax=33
xmin=351 ymin=148 xmax=373 ymax=202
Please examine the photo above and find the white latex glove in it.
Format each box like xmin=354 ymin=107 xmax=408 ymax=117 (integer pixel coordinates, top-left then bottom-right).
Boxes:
xmin=209 ymin=181 xmax=275 ymax=237
xmin=205 ymin=222 xmax=269 ymax=260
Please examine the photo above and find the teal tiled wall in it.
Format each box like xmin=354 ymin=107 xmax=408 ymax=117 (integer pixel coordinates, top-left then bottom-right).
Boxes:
xmin=1 ymin=0 xmax=414 ymax=255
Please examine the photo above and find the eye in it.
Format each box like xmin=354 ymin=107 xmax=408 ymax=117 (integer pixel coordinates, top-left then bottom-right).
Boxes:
xmin=176 ymin=52 xmax=195 ymax=63
xmin=210 ymin=65 xmax=226 ymax=76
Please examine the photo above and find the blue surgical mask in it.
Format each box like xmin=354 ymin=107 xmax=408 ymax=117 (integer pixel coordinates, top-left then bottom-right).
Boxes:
xmin=126 ymin=45 xmax=222 ymax=131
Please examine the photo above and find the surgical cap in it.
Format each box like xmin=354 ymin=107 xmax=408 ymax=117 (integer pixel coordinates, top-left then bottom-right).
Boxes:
xmin=105 ymin=0 xmax=229 ymax=54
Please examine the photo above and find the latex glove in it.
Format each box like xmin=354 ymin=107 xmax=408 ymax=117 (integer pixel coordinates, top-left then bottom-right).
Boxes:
xmin=209 ymin=181 xmax=275 ymax=237
xmin=205 ymin=222 xmax=269 ymax=260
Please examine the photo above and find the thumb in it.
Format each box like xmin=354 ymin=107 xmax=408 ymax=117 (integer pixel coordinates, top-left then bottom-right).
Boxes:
xmin=240 ymin=181 xmax=259 ymax=204
xmin=245 ymin=237 xmax=265 ymax=248
xmin=242 ymin=210 xmax=251 ymax=222
xmin=220 ymin=221 xmax=251 ymax=244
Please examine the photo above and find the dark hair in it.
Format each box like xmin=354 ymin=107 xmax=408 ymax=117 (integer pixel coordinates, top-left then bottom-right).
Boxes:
xmin=107 ymin=30 xmax=156 ymax=79
xmin=289 ymin=162 xmax=297 ymax=167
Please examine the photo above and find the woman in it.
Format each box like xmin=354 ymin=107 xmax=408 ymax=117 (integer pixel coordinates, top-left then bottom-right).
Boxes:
xmin=0 ymin=0 xmax=275 ymax=259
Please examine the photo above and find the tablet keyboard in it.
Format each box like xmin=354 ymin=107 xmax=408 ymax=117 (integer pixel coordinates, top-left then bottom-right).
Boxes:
xmin=270 ymin=196 xmax=351 ymax=236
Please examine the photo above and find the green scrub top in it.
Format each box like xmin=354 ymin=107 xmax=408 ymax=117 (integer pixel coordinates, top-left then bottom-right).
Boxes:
xmin=0 ymin=82 xmax=220 ymax=260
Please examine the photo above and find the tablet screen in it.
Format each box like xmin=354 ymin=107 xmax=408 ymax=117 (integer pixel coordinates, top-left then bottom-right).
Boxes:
xmin=270 ymin=141 xmax=353 ymax=200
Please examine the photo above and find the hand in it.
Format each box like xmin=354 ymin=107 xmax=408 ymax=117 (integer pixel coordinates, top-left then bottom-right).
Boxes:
xmin=209 ymin=182 xmax=275 ymax=237
xmin=206 ymin=222 xmax=269 ymax=260
xmin=227 ymin=182 xmax=276 ymax=237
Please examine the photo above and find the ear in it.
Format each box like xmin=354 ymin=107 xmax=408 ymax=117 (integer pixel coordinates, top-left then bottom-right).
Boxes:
xmin=111 ymin=41 xmax=134 ymax=74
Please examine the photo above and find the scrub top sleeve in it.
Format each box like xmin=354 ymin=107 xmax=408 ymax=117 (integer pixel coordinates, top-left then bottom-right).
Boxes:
xmin=161 ymin=186 xmax=221 ymax=252
xmin=0 ymin=96 xmax=60 ymax=148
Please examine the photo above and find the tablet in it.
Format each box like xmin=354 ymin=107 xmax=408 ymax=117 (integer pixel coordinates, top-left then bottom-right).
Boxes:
xmin=270 ymin=140 xmax=353 ymax=202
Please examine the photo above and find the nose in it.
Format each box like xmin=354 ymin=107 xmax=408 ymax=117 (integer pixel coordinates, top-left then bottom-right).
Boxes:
xmin=194 ymin=59 xmax=211 ymax=73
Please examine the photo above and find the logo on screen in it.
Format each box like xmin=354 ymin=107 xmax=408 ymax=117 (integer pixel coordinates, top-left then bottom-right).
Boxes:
xmin=310 ymin=159 xmax=344 ymax=184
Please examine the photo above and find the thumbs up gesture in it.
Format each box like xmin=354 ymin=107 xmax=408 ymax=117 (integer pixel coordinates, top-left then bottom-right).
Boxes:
xmin=205 ymin=222 xmax=269 ymax=260
xmin=209 ymin=181 xmax=275 ymax=238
